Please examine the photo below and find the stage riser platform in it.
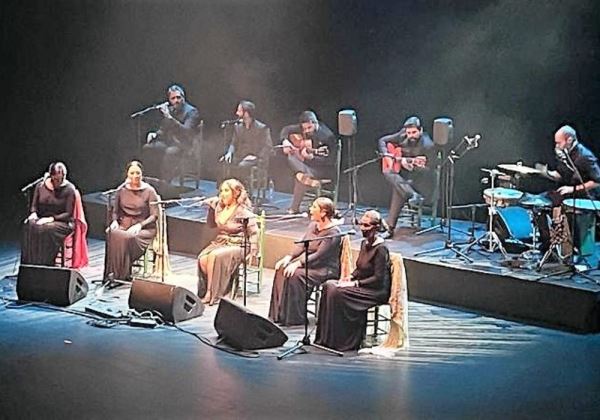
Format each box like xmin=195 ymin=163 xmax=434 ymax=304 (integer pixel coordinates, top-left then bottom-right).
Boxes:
xmin=405 ymin=260 xmax=600 ymax=333
xmin=83 ymin=190 xmax=600 ymax=333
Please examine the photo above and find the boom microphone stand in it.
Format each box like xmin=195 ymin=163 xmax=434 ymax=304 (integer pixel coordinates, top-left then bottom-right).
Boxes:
xmin=414 ymin=135 xmax=480 ymax=262
xmin=278 ymin=231 xmax=351 ymax=360
xmin=341 ymin=155 xmax=380 ymax=226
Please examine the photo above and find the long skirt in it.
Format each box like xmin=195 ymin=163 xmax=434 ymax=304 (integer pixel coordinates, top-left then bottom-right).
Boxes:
xmin=197 ymin=240 xmax=244 ymax=304
xmin=269 ymin=266 xmax=331 ymax=326
xmin=104 ymin=227 xmax=156 ymax=280
xmin=315 ymin=280 xmax=388 ymax=352
xmin=21 ymin=221 xmax=73 ymax=266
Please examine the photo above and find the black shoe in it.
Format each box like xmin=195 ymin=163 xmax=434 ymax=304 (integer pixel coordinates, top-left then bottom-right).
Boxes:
xmin=382 ymin=226 xmax=395 ymax=240
xmin=408 ymin=193 xmax=424 ymax=208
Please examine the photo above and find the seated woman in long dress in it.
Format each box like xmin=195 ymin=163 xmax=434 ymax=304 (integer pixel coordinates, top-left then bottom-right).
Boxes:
xmin=198 ymin=178 xmax=258 ymax=306
xmin=22 ymin=162 xmax=77 ymax=266
xmin=104 ymin=161 xmax=159 ymax=281
xmin=315 ymin=210 xmax=391 ymax=352
xmin=269 ymin=197 xmax=342 ymax=326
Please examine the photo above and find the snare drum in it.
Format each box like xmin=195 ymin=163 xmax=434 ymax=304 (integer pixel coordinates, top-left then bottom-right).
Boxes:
xmin=483 ymin=187 xmax=523 ymax=207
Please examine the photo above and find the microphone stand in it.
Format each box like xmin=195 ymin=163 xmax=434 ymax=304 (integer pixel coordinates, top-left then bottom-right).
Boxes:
xmin=414 ymin=136 xmax=477 ymax=262
xmin=278 ymin=231 xmax=352 ymax=360
xmin=340 ymin=155 xmax=380 ymax=225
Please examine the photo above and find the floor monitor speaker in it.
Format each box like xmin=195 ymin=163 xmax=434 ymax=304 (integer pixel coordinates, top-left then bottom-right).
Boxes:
xmin=214 ymin=298 xmax=288 ymax=350
xmin=17 ymin=264 xmax=88 ymax=306
xmin=129 ymin=279 xmax=204 ymax=323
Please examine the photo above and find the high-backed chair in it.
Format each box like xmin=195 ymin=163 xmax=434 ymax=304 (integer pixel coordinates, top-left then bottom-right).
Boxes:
xmin=230 ymin=210 xmax=266 ymax=299
xmin=56 ymin=189 xmax=89 ymax=269
xmin=365 ymin=252 xmax=409 ymax=349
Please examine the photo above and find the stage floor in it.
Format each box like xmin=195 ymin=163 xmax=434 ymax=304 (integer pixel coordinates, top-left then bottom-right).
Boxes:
xmin=82 ymin=179 xmax=600 ymax=332
xmin=1 ymin=240 xmax=600 ymax=419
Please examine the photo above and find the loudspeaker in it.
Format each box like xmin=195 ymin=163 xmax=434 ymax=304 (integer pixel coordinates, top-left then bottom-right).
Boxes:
xmin=433 ymin=117 xmax=453 ymax=146
xmin=214 ymin=298 xmax=288 ymax=350
xmin=17 ymin=264 xmax=88 ymax=306
xmin=128 ymin=279 xmax=204 ymax=323
xmin=338 ymin=109 xmax=357 ymax=136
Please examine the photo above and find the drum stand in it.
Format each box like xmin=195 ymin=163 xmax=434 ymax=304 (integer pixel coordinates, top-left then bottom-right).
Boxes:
xmin=463 ymin=171 xmax=509 ymax=259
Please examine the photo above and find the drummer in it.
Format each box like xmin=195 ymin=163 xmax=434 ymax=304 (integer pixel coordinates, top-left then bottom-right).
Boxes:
xmin=539 ymin=125 xmax=600 ymax=199
xmin=536 ymin=125 xmax=600 ymax=251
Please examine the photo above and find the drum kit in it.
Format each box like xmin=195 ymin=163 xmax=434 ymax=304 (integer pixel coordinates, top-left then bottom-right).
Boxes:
xmin=466 ymin=162 xmax=599 ymax=271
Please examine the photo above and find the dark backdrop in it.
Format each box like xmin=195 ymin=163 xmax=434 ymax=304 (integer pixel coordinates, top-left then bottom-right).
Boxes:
xmin=2 ymin=0 xmax=599 ymax=236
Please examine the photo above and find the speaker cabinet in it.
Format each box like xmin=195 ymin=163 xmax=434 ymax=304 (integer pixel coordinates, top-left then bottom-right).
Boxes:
xmin=338 ymin=109 xmax=357 ymax=136
xmin=214 ymin=298 xmax=288 ymax=350
xmin=128 ymin=279 xmax=204 ymax=323
xmin=433 ymin=117 xmax=454 ymax=146
xmin=17 ymin=264 xmax=88 ymax=306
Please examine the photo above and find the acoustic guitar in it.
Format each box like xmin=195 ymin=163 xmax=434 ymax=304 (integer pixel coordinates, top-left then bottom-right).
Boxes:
xmin=282 ymin=133 xmax=329 ymax=161
xmin=381 ymin=143 xmax=426 ymax=173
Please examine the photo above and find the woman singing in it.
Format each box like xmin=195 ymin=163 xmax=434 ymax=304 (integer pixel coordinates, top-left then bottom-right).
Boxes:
xmin=197 ymin=178 xmax=258 ymax=306
xmin=104 ymin=161 xmax=159 ymax=281
xmin=315 ymin=210 xmax=391 ymax=352
xmin=22 ymin=162 xmax=76 ymax=266
xmin=269 ymin=197 xmax=342 ymax=326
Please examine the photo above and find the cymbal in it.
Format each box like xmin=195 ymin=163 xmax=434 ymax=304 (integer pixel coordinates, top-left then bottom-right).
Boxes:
xmin=497 ymin=163 xmax=542 ymax=175
xmin=480 ymin=168 xmax=507 ymax=177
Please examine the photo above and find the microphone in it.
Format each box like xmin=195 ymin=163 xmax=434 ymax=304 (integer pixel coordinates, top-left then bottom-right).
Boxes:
xmin=220 ymin=118 xmax=242 ymax=129
xmin=153 ymin=101 xmax=169 ymax=109
xmin=20 ymin=173 xmax=49 ymax=192
xmin=465 ymin=134 xmax=481 ymax=149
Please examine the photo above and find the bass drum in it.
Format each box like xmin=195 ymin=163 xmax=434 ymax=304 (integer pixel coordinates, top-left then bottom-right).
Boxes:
xmin=493 ymin=206 xmax=533 ymax=253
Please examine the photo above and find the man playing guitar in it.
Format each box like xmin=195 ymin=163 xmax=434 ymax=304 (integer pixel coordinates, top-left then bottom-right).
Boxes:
xmin=280 ymin=110 xmax=336 ymax=214
xmin=377 ymin=115 xmax=434 ymax=238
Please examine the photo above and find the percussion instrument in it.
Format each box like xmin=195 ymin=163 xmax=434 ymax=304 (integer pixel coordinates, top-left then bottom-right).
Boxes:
xmin=497 ymin=163 xmax=543 ymax=176
xmin=562 ymin=198 xmax=598 ymax=256
xmin=518 ymin=193 xmax=552 ymax=209
xmin=483 ymin=187 xmax=523 ymax=207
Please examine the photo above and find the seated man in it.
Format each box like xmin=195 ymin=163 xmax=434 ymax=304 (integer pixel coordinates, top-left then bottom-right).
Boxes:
xmin=221 ymin=100 xmax=272 ymax=190
xmin=280 ymin=110 xmax=336 ymax=214
xmin=142 ymin=84 xmax=201 ymax=182
xmin=535 ymin=124 xmax=600 ymax=253
xmin=377 ymin=116 xmax=435 ymax=238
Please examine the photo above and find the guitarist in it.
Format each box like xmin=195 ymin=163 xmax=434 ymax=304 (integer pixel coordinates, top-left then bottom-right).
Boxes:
xmin=377 ymin=116 xmax=434 ymax=238
xmin=280 ymin=110 xmax=336 ymax=214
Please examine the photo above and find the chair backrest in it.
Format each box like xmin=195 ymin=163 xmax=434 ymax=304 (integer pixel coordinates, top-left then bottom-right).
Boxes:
xmin=339 ymin=234 xmax=353 ymax=279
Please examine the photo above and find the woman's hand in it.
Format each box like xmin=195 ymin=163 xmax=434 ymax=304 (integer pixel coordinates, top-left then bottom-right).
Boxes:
xmin=36 ymin=217 xmax=54 ymax=225
xmin=26 ymin=212 xmax=38 ymax=223
xmin=274 ymin=255 xmax=292 ymax=270
xmin=283 ymin=260 xmax=301 ymax=277
xmin=127 ymin=223 xmax=142 ymax=235
xmin=337 ymin=278 xmax=355 ymax=288
xmin=109 ymin=220 xmax=119 ymax=231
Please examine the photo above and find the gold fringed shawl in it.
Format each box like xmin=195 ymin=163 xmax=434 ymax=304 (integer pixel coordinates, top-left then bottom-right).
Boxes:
xmin=380 ymin=252 xmax=409 ymax=349
xmin=339 ymin=235 xmax=354 ymax=279
xmin=152 ymin=200 xmax=171 ymax=276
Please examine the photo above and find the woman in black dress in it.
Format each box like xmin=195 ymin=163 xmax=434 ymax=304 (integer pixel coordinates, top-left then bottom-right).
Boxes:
xmin=104 ymin=161 xmax=159 ymax=281
xmin=22 ymin=162 xmax=76 ymax=266
xmin=269 ymin=197 xmax=342 ymax=326
xmin=315 ymin=210 xmax=391 ymax=351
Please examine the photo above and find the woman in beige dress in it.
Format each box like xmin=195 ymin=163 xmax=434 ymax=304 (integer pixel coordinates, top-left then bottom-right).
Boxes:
xmin=198 ymin=178 xmax=258 ymax=305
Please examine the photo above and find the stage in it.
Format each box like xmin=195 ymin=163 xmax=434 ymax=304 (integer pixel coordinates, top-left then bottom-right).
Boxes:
xmin=81 ymin=179 xmax=600 ymax=333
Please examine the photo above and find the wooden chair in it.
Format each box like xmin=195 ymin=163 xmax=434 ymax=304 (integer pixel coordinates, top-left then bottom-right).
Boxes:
xmin=230 ymin=210 xmax=266 ymax=299
xmin=364 ymin=252 xmax=409 ymax=349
